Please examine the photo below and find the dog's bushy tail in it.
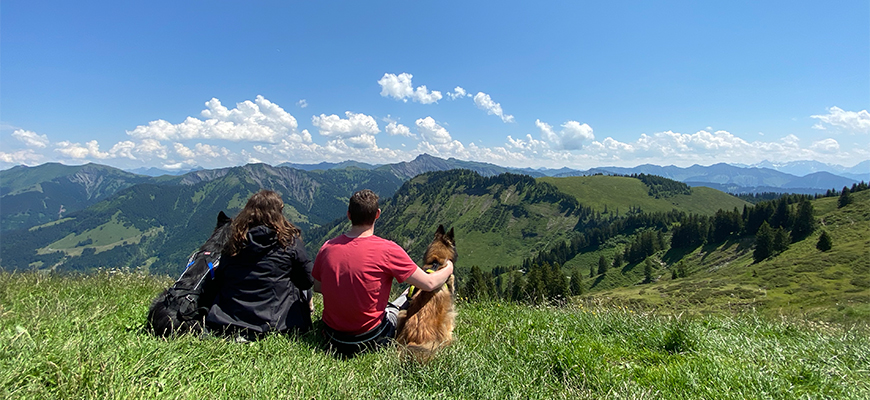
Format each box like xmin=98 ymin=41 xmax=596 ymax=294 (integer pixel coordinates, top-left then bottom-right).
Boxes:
xmin=400 ymin=341 xmax=446 ymax=363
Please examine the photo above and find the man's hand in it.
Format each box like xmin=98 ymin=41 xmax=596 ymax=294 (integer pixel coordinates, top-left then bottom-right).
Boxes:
xmin=405 ymin=260 xmax=454 ymax=292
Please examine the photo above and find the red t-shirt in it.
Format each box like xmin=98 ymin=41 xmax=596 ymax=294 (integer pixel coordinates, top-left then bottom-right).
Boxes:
xmin=312 ymin=234 xmax=418 ymax=334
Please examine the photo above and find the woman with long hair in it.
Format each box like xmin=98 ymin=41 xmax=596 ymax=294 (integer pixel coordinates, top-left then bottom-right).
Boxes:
xmin=206 ymin=190 xmax=314 ymax=339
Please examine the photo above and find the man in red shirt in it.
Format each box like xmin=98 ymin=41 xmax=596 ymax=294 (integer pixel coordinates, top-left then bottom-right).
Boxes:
xmin=312 ymin=189 xmax=453 ymax=355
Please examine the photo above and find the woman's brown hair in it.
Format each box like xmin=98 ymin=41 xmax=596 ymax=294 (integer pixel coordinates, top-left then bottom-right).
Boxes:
xmin=224 ymin=190 xmax=301 ymax=256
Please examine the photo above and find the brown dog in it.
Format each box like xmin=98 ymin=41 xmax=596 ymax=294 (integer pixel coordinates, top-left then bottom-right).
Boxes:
xmin=396 ymin=225 xmax=457 ymax=362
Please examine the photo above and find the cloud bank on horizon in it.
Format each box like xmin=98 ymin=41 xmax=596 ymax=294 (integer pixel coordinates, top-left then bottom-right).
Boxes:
xmin=2 ymin=75 xmax=867 ymax=171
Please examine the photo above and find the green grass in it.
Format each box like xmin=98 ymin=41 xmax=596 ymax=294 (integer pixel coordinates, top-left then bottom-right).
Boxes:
xmin=36 ymin=212 xmax=164 ymax=257
xmin=581 ymin=190 xmax=870 ymax=323
xmin=2 ymin=271 xmax=868 ymax=399
xmin=539 ymin=175 xmax=750 ymax=215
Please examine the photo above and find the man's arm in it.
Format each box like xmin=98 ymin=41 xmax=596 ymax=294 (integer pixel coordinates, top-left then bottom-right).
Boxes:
xmin=404 ymin=260 xmax=454 ymax=292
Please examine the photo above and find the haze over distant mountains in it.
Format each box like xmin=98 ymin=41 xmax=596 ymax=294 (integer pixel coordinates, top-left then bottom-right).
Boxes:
xmin=256 ymin=154 xmax=868 ymax=194
xmin=274 ymin=156 xmax=869 ymax=182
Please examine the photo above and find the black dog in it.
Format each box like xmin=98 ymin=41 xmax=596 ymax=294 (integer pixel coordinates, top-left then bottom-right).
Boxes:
xmin=146 ymin=211 xmax=232 ymax=337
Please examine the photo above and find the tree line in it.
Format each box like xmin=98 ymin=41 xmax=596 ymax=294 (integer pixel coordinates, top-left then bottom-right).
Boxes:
xmin=465 ymin=180 xmax=869 ymax=305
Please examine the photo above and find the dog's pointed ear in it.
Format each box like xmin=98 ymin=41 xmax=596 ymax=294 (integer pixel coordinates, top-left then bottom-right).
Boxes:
xmin=217 ymin=211 xmax=231 ymax=227
xmin=436 ymin=224 xmax=446 ymax=237
xmin=447 ymin=227 xmax=454 ymax=241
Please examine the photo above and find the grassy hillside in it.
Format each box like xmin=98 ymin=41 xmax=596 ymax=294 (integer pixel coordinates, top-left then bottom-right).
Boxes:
xmin=576 ymin=190 xmax=870 ymax=322
xmin=1 ymin=271 xmax=867 ymax=399
xmin=372 ymin=170 xmax=583 ymax=268
xmin=539 ymin=175 xmax=750 ymax=215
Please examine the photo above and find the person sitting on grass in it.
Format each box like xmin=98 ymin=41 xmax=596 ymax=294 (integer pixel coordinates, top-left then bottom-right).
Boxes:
xmin=312 ymin=189 xmax=453 ymax=356
xmin=206 ymin=190 xmax=314 ymax=341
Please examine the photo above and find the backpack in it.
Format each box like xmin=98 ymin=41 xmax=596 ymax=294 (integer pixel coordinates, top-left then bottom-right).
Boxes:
xmin=146 ymin=211 xmax=231 ymax=337
xmin=147 ymin=250 xmax=222 ymax=336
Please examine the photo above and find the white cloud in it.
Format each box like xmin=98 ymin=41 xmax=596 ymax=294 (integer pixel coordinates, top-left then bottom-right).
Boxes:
xmin=447 ymin=86 xmax=470 ymax=100
xmin=413 ymin=116 xmax=472 ymax=158
xmin=589 ymin=137 xmax=635 ymax=153
xmin=12 ymin=129 xmax=50 ymax=148
xmin=296 ymin=99 xmax=308 ymax=108
xmin=378 ymin=73 xmax=413 ymax=101
xmin=108 ymin=141 xmax=138 ymax=159
xmin=536 ymin=120 xmax=559 ymax=143
xmin=633 ymin=129 xmax=752 ymax=159
xmin=253 ymin=139 xmax=324 ymax=164
xmin=174 ymin=143 xmax=196 ymax=160
xmin=127 ymin=95 xmax=300 ymax=143
xmin=385 ymin=122 xmax=415 ymax=138
xmin=536 ymin=119 xmax=594 ymax=150
xmin=507 ymin=134 xmax=550 ymax=152
xmin=416 ymin=117 xmax=452 ymax=144
xmin=299 ymin=129 xmax=313 ymax=143
xmin=345 ymin=134 xmax=378 ymax=149
xmin=416 ymin=139 xmax=466 ymax=157
xmin=162 ymin=162 xmax=187 ymax=170
xmin=377 ymin=73 xmax=442 ymax=104
xmin=474 ymin=92 xmax=514 ymax=123
xmin=560 ymin=121 xmax=595 ymax=150
xmin=810 ymin=138 xmax=840 ymax=153
xmin=811 ymin=107 xmax=870 ymax=133
xmin=0 ymin=149 xmax=44 ymax=165
xmin=104 ymin=139 xmax=171 ymax=160
xmin=312 ymin=111 xmax=380 ymax=138
xmin=136 ymin=139 xmax=169 ymax=159
xmin=494 ymin=120 xmax=870 ymax=169
xmin=8 ymin=93 xmax=866 ymax=172
xmin=55 ymin=140 xmax=109 ymax=159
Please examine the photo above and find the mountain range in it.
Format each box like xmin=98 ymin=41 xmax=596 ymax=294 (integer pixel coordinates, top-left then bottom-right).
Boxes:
xmin=2 ymin=154 xmax=864 ymax=235
xmin=743 ymin=159 xmax=870 ymax=181
xmin=268 ymin=155 xmax=868 ymax=194
xmin=0 ymin=157 xmax=747 ymax=275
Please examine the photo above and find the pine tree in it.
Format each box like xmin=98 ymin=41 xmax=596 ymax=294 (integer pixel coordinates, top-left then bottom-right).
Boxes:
xmin=754 ymin=221 xmax=774 ymax=263
xmin=590 ymin=263 xmax=595 ymax=278
xmin=598 ymin=255 xmax=608 ymax=275
xmin=773 ymin=228 xmax=790 ymax=254
xmin=791 ymin=199 xmax=815 ymax=240
xmin=612 ymin=253 xmax=624 ymax=270
xmin=465 ymin=265 xmax=490 ymax=300
xmin=547 ymin=263 xmax=569 ymax=302
xmin=838 ymin=187 xmax=853 ymax=208
xmin=570 ymin=268 xmax=585 ymax=296
xmin=816 ymin=231 xmax=833 ymax=252
xmin=525 ymin=265 xmax=546 ymax=304
xmin=771 ymin=197 xmax=791 ymax=229
xmin=510 ymin=271 xmax=525 ymax=302
xmin=671 ymin=260 xmax=689 ymax=279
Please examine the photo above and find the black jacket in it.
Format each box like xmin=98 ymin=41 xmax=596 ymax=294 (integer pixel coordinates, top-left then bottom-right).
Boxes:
xmin=206 ymin=225 xmax=314 ymax=335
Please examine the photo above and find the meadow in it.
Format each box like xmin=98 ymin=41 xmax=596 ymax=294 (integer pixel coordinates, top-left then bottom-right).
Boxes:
xmin=2 ymin=271 xmax=868 ymax=399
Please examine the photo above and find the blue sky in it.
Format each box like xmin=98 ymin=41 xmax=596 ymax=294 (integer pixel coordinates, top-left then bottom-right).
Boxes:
xmin=2 ymin=1 xmax=868 ymax=171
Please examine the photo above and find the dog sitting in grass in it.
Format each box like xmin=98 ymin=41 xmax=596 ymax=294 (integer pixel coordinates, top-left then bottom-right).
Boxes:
xmin=146 ymin=211 xmax=232 ymax=337
xmin=396 ymin=225 xmax=457 ymax=362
